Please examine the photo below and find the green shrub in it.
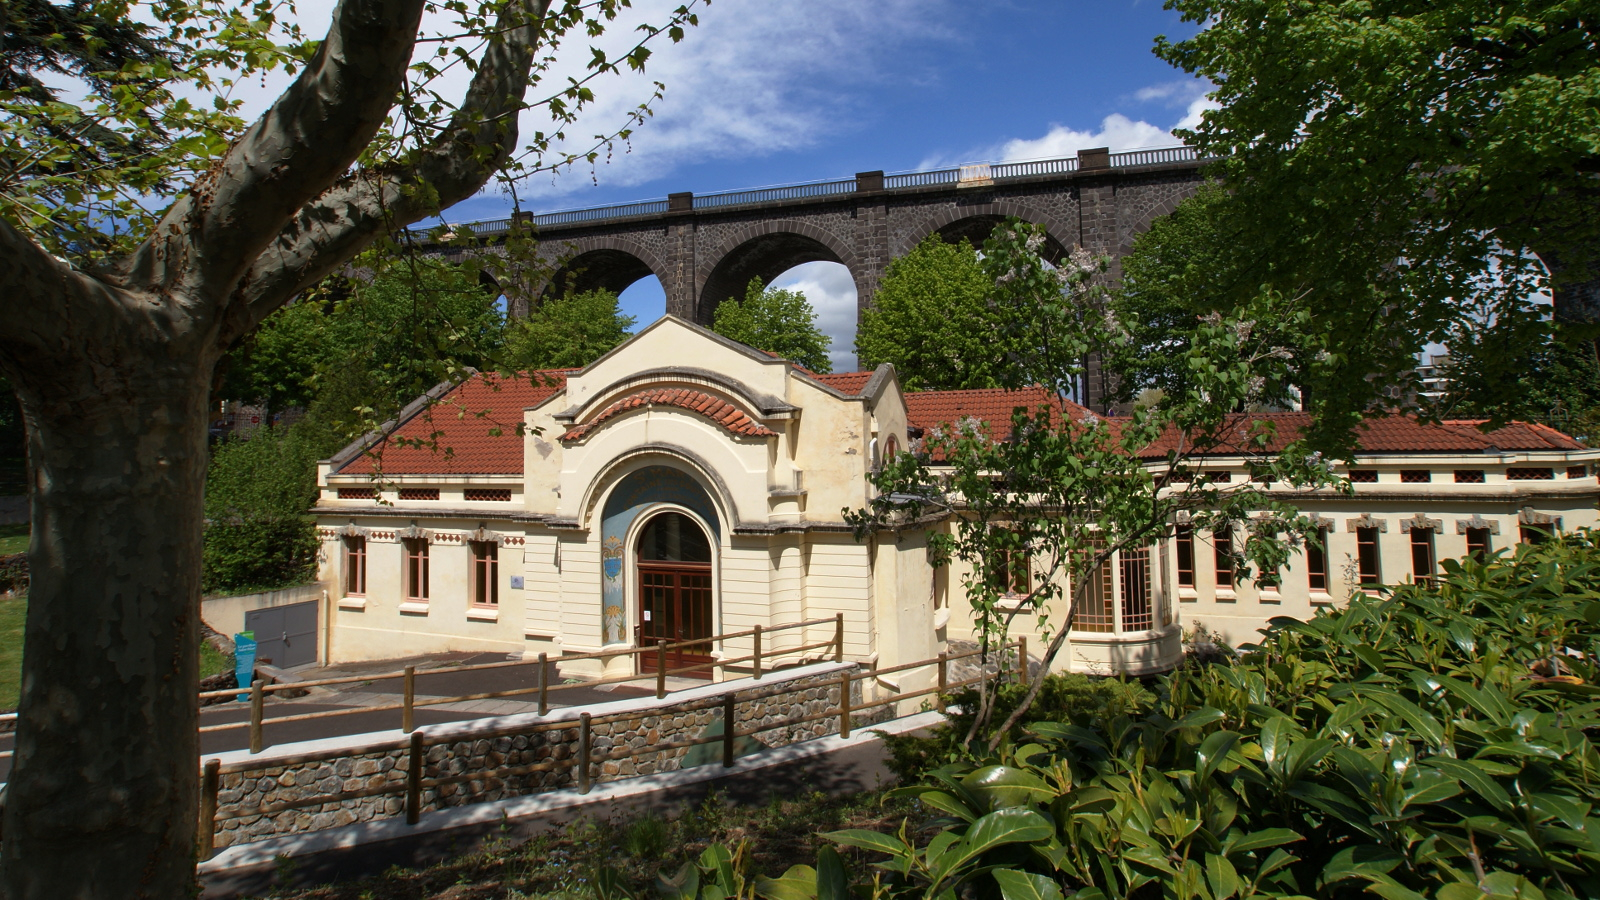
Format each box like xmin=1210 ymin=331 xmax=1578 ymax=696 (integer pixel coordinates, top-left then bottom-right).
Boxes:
xmin=202 ymin=423 xmax=329 ymax=593
xmin=880 ymin=672 xmax=1155 ymax=781
xmin=705 ymin=533 xmax=1600 ymax=900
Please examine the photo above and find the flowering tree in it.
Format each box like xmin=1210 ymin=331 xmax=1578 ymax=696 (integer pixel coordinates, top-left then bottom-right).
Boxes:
xmin=849 ymin=221 xmax=1341 ymax=745
xmin=0 ymin=0 xmax=700 ymax=895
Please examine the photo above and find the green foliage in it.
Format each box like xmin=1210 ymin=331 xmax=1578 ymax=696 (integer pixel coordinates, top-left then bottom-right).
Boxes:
xmin=1438 ymin=338 xmax=1600 ymax=444
xmin=880 ymin=674 xmax=1156 ymax=783
xmin=202 ymin=421 xmax=344 ymax=594
xmin=712 ymin=279 xmax=833 ymax=374
xmin=732 ymin=535 xmax=1600 ymax=900
xmin=623 ymin=814 xmax=672 ymax=860
xmin=1148 ymin=1 xmax=1600 ymax=444
xmin=503 ymin=289 xmax=636 ymax=371
xmin=856 ymin=236 xmax=998 ymax=390
xmin=852 ymin=220 xmax=1335 ymax=739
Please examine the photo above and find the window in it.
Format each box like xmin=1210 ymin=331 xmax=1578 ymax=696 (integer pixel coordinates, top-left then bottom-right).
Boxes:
xmin=465 ymin=488 xmax=512 ymax=502
xmin=1568 ymin=465 xmax=1589 ymax=480
xmin=403 ymin=538 xmax=430 ymax=601
xmin=1348 ymin=470 xmax=1378 ymax=483
xmin=1400 ymin=470 xmax=1432 ymax=484
xmin=1521 ymin=524 xmax=1553 ymax=545
xmin=1074 ymin=555 xmax=1115 ymax=633
xmin=1454 ymin=470 xmax=1485 ymax=484
xmin=399 ymin=487 xmax=440 ymax=500
xmin=1207 ymin=471 xmax=1233 ymax=484
xmin=1356 ymin=527 xmax=1381 ymax=586
xmin=1306 ymin=527 xmax=1330 ymax=593
xmin=1175 ymin=525 xmax=1195 ymax=589
xmin=1120 ymin=545 xmax=1153 ymax=630
xmin=1410 ymin=528 xmax=1435 ymax=585
xmin=1506 ymin=467 xmax=1554 ymax=481
xmin=988 ymin=532 xmax=1032 ymax=597
xmin=470 ymin=541 xmax=498 ymax=607
xmin=1466 ymin=527 xmax=1492 ymax=560
xmin=337 ymin=487 xmax=374 ymax=500
xmin=343 ymin=536 xmax=366 ymax=596
xmin=1213 ymin=529 xmax=1235 ymax=590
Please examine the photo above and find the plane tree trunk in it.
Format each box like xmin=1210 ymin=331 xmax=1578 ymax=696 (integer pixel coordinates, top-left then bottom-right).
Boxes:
xmin=1 ymin=324 xmax=215 ymax=896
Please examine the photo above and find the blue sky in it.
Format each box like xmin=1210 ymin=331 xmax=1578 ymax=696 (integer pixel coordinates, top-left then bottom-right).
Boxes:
xmin=444 ymin=0 xmax=1214 ymax=370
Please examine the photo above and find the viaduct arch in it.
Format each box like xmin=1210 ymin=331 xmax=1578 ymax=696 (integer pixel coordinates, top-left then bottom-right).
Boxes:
xmin=445 ymin=145 xmax=1212 ymax=329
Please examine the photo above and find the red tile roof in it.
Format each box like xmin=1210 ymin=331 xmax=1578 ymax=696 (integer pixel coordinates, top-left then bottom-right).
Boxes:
xmin=560 ymin=387 xmax=776 ymax=441
xmin=1130 ymin=413 xmax=1586 ymax=458
xmin=338 ymin=372 xmax=569 ymax=475
xmin=810 ymin=371 xmax=873 ymax=395
xmin=905 ymin=387 xmax=1088 ymax=435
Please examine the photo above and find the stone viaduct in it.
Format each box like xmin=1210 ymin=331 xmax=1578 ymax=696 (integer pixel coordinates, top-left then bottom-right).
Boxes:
xmin=438 ymin=145 xmax=1208 ymax=324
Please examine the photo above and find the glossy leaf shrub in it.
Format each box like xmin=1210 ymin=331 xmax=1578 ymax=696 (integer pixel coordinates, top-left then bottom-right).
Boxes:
xmin=709 ymin=534 xmax=1600 ymax=900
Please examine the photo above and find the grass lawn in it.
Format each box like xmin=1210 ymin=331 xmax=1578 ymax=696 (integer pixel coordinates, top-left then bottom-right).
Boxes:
xmin=0 ymin=596 xmax=234 ymax=712
xmin=0 ymin=594 xmax=22 ymax=711
xmin=0 ymin=524 xmax=27 ymax=556
xmin=263 ymin=788 xmax=916 ymax=899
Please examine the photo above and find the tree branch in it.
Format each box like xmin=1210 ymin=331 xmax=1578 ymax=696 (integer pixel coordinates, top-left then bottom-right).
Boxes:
xmin=218 ymin=0 xmax=556 ymax=346
xmin=120 ymin=0 xmax=427 ymax=301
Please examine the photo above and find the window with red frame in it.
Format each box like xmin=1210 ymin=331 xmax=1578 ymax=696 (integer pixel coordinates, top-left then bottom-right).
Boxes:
xmin=1306 ymin=527 xmax=1330 ymax=593
xmin=987 ymin=530 xmax=1032 ymax=597
xmin=403 ymin=538 xmax=429 ymax=601
xmin=1120 ymin=544 xmax=1153 ymax=630
xmin=470 ymin=541 xmax=498 ymax=607
xmin=1175 ymin=525 xmax=1195 ymax=589
xmin=1466 ymin=527 xmax=1492 ymax=560
xmin=343 ymin=536 xmax=366 ymax=596
xmin=1213 ymin=528 xmax=1235 ymax=589
xmin=1410 ymin=528 xmax=1435 ymax=585
xmin=1357 ymin=527 xmax=1381 ymax=586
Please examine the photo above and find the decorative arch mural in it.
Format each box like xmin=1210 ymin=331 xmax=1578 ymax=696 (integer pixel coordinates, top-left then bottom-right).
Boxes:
xmin=598 ymin=464 xmax=721 ymax=644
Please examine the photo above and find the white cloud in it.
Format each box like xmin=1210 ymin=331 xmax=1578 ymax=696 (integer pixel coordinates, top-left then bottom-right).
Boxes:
xmin=994 ymin=114 xmax=1175 ymax=162
xmin=770 ymin=261 xmax=860 ymax=372
xmin=506 ymin=0 xmax=959 ymax=201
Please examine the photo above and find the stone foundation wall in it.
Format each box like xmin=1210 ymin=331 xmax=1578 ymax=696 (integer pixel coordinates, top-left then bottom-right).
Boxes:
xmin=211 ymin=666 xmax=884 ymax=848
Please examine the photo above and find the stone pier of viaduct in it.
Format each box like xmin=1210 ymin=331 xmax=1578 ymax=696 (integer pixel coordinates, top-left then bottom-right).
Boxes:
xmin=436 ymin=145 xmax=1209 ymax=325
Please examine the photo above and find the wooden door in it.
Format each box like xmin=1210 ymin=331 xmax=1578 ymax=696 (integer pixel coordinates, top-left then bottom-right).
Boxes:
xmin=638 ymin=562 xmax=714 ymax=674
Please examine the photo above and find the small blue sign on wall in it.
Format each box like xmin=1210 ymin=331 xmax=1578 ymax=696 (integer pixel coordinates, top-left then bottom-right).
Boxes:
xmin=234 ymin=631 xmax=257 ymax=702
xmin=510 ymin=575 xmax=524 ymax=589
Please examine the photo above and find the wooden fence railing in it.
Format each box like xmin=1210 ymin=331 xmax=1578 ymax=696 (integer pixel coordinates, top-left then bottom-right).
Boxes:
xmin=195 ymin=637 xmax=1028 ymax=860
xmin=196 ymin=615 xmax=846 ymax=754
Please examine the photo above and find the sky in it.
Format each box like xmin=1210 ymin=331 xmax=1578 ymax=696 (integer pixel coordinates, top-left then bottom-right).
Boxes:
xmin=433 ymin=0 xmax=1215 ymax=371
xmin=211 ymin=0 xmax=1211 ymax=371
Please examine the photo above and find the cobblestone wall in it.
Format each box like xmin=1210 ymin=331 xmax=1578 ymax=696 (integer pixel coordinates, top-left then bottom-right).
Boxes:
xmin=211 ymin=667 xmax=881 ymax=848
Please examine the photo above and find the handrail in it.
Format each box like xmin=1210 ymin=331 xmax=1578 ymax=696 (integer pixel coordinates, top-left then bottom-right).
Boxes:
xmin=196 ymin=639 xmax=1028 ymax=858
xmin=199 ymin=615 xmax=845 ymax=751
xmin=405 ymin=145 xmax=1203 ymax=237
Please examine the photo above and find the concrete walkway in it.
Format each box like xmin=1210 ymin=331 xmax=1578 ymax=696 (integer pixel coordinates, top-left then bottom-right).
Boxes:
xmin=197 ymin=710 xmax=941 ymax=899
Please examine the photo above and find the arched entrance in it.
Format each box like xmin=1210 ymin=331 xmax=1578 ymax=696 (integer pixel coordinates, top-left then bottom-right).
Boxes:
xmin=635 ymin=511 xmax=714 ymax=673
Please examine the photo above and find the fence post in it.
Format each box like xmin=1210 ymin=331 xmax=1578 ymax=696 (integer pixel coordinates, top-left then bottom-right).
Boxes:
xmin=838 ymin=671 xmax=852 ymax=739
xmin=833 ymin=613 xmax=844 ymax=662
xmin=248 ymin=679 xmax=265 ymax=754
xmin=578 ymin=712 xmax=592 ymax=794
xmin=197 ymin=758 xmax=221 ymax=861
xmin=656 ymin=641 xmax=667 ymax=699
xmin=936 ymin=652 xmax=948 ymax=714
xmin=722 ymin=692 xmax=736 ymax=768
xmin=752 ymin=625 xmax=763 ymax=680
xmin=538 ymin=652 xmax=549 ymax=715
xmin=405 ymin=731 xmax=424 ymax=825
xmin=402 ymin=665 xmax=416 ymax=733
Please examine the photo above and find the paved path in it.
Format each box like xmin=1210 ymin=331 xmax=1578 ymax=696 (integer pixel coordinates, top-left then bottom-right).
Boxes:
xmin=0 ymin=653 xmax=706 ymax=780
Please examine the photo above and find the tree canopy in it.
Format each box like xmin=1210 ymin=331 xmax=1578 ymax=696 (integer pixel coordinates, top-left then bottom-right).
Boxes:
xmin=711 ymin=278 xmax=833 ymax=374
xmin=503 ymin=288 xmax=636 ymax=371
xmin=856 ymin=235 xmax=1000 ymax=390
xmin=0 ymin=0 xmax=703 ymax=893
xmin=1147 ymin=0 xmax=1600 ymax=446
